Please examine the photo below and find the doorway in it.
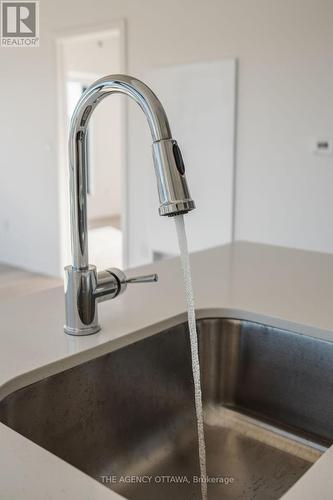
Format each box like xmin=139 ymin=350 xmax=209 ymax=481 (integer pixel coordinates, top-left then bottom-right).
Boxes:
xmin=57 ymin=22 xmax=127 ymax=274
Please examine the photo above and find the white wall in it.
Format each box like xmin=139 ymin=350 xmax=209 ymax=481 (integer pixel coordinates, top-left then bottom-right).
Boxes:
xmin=0 ymin=0 xmax=332 ymax=276
xmin=146 ymin=59 xmax=236 ymax=257
xmin=0 ymin=33 xmax=60 ymax=275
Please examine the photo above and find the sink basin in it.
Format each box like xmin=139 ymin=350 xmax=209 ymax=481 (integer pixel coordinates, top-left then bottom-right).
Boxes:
xmin=1 ymin=318 xmax=332 ymax=499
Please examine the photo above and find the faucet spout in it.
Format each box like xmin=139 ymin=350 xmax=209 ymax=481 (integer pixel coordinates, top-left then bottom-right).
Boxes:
xmin=65 ymin=74 xmax=195 ymax=335
xmin=69 ymin=74 xmax=195 ymax=270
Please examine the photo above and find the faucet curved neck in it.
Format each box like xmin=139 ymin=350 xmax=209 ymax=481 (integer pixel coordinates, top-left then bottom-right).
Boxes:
xmin=68 ymin=75 xmax=172 ymax=270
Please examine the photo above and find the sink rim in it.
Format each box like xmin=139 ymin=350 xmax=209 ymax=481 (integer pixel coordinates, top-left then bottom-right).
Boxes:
xmin=2 ymin=310 xmax=333 ymax=403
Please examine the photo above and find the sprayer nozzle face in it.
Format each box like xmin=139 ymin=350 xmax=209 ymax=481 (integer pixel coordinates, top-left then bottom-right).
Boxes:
xmin=159 ymin=199 xmax=196 ymax=217
xmin=152 ymin=139 xmax=195 ymax=217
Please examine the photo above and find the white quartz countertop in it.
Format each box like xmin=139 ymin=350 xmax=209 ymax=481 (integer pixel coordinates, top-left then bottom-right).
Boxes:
xmin=1 ymin=241 xmax=333 ymax=499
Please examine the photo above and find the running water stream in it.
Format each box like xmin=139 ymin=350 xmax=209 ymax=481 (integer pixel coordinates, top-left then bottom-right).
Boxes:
xmin=175 ymin=214 xmax=208 ymax=500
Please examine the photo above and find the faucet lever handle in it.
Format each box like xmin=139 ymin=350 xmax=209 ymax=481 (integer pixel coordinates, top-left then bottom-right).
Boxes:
xmin=126 ymin=273 xmax=158 ymax=284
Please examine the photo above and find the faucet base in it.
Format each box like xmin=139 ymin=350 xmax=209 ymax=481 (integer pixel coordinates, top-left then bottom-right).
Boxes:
xmin=64 ymin=265 xmax=100 ymax=336
xmin=64 ymin=324 xmax=101 ymax=336
xmin=64 ymin=266 xmax=127 ymax=335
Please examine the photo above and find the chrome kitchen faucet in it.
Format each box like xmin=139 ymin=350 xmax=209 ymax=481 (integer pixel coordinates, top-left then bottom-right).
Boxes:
xmin=64 ymin=75 xmax=195 ymax=335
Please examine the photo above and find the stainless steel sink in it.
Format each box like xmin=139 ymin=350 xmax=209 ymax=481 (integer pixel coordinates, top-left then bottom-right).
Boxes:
xmin=1 ymin=318 xmax=332 ymax=499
